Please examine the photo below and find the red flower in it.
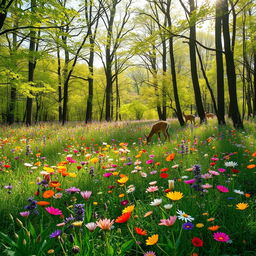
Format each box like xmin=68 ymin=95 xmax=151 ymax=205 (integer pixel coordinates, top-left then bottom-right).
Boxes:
xmin=134 ymin=227 xmax=147 ymax=235
xmin=160 ymin=168 xmax=168 ymax=172
xmin=192 ymin=237 xmax=204 ymax=247
xmin=210 ymin=162 xmax=216 ymax=166
xmin=164 ymin=188 xmax=171 ymax=193
xmin=3 ymin=164 xmax=11 ymax=168
xmin=160 ymin=173 xmax=169 ymax=179
xmin=115 ymin=212 xmax=131 ymax=223
xmin=232 ymin=169 xmax=240 ymax=173
xmin=77 ymin=166 xmax=82 ymax=170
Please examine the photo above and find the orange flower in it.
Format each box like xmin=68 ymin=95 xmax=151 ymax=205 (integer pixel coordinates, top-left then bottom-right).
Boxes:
xmin=207 ymin=218 xmax=215 ymax=222
xmin=43 ymin=190 xmax=55 ymax=198
xmin=134 ymin=227 xmax=147 ymax=236
xmin=247 ymin=164 xmax=256 ymax=169
xmin=115 ymin=212 xmax=131 ymax=223
xmin=155 ymin=162 xmax=161 ymax=166
xmin=245 ymin=193 xmax=251 ymax=198
xmin=208 ymin=225 xmax=220 ymax=231
xmin=144 ymin=211 xmax=153 ymax=217
xmin=166 ymin=153 xmax=175 ymax=161
xmin=50 ymin=181 xmax=61 ymax=188
xmin=37 ymin=201 xmax=50 ymax=206
xmin=252 ymin=152 xmax=256 ymax=157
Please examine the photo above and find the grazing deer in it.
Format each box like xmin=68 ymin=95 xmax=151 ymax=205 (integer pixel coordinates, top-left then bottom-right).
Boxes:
xmin=183 ymin=112 xmax=195 ymax=124
xmin=145 ymin=121 xmax=170 ymax=143
xmin=205 ymin=112 xmax=215 ymax=119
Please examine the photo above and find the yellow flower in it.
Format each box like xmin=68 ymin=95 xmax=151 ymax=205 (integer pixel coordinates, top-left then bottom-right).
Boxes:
xmin=47 ymin=249 xmax=55 ymax=254
xmin=90 ymin=157 xmax=99 ymax=164
xmin=117 ymin=176 xmax=129 ymax=184
xmin=122 ymin=205 xmax=135 ymax=214
xmin=146 ymin=234 xmax=159 ymax=245
xmin=93 ymin=202 xmax=98 ymax=205
xmin=68 ymin=173 xmax=77 ymax=178
xmin=236 ymin=202 xmax=248 ymax=210
xmin=72 ymin=221 xmax=83 ymax=227
xmin=166 ymin=191 xmax=183 ymax=201
xmin=119 ymin=194 xmax=125 ymax=198
xmin=196 ymin=223 xmax=204 ymax=228
xmin=43 ymin=167 xmax=55 ymax=173
xmin=112 ymin=172 xmax=119 ymax=176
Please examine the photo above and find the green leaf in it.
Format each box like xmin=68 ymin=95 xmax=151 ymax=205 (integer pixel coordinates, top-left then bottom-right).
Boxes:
xmin=0 ymin=232 xmax=18 ymax=249
xmin=106 ymin=245 xmax=114 ymax=256
xmin=120 ymin=239 xmax=134 ymax=255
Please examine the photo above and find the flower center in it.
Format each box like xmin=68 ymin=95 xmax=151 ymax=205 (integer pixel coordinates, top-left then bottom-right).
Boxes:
xmin=182 ymin=213 xmax=189 ymax=218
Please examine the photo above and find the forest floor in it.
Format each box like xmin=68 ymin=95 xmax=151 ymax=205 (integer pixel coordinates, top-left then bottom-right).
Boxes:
xmin=0 ymin=119 xmax=255 ymax=256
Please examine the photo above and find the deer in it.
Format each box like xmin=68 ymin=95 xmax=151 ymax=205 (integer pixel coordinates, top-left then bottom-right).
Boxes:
xmin=145 ymin=121 xmax=170 ymax=144
xmin=183 ymin=112 xmax=196 ymax=125
xmin=205 ymin=112 xmax=215 ymax=119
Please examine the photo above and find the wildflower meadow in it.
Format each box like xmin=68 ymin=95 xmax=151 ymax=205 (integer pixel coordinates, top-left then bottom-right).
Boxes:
xmin=0 ymin=120 xmax=255 ymax=256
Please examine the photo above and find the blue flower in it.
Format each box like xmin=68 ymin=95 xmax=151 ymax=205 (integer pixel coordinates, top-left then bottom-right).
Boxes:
xmin=182 ymin=222 xmax=194 ymax=230
xmin=49 ymin=230 xmax=61 ymax=238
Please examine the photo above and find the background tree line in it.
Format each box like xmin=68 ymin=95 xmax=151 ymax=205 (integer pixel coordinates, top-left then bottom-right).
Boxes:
xmin=0 ymin=0 xmax=255 ymax=128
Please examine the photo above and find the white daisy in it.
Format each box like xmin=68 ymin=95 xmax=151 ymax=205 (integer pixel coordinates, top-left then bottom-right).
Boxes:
xmin=149 ymin=181 xmax=157 ymax=186
xmin=163 ymin=204 xmax=173 ymax=210
xmin=176 ymin=209 xmax=194 ymax=222
xmin=234 ymin=189 xmax=244 ymax=195
xmin=150 ymin=198 xmax=162 ymax=206
xmin=224 ymin=161 xmax=238 ymax=168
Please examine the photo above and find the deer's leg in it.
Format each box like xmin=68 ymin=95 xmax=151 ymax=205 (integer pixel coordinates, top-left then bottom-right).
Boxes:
xmin=158 ymin=132 xmax=161 ymax=140
xmin=165 ymin=129 xmax=170 ymax=142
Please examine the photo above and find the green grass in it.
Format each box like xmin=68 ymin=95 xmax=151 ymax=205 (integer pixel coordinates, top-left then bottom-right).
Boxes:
xmin=0 ymin=120 xmax=255 ymax=256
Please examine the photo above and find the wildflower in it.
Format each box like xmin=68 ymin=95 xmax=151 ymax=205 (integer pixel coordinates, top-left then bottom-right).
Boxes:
xmin=43 ymin=190 xmax=55 ymax=199
xmin=72 ymin=245 xmax=80 ymax=254
xmin=37 ymin=201 xmax=50 ymax=206
xmin=140 ymin=171 xmax=148 ymax=177
xmin=207 ymin=218 xmax=215 ymax=222
xmin=218 ymin=168 xmax=226 ymax=173
xmin=103 ymin=172 xmax=112 ymax=177
xmin=146 ymin=234 xmax=159 ymax=245
xmin=49 ymin=230 xmax=61 ymax=238
xmin=53 ymin=193 xmax=63 ymax=199
xmin=216 ymin=185 xmax=229 ymax=193
xmin=234 ymin=189 xmax=244 ymax=195
xmin=201 ymin=183 xmax=213 ymax=189
xmin=144 ymin=251 xmax=156 ymax=256
xmin=116 ymin=212 xmax=131 ymax=223
xmin=146 ymin=186 xmax=158 ymax=193
xmin=224 ymin=161 xmax=238 ymax=168
xmin=158 ymin=216 xmax=177 ymax=226
xmin=196 ymin=223 xmax=204 ymax=228
xmin=122 ymin=205 xmax=135 ymax=213
xmin=144 ymin=211 xmax=153 ymax=217
xmin=184 ymin=179 xmax=196 ymax=184
xmin=80 ymin=191 xmax=92 ymax=200
xmin=163 ymin=204 xmax=173 ymax=209
xmin=166 ymin=153 xmax=175 ymax=161
xmin=96 ymin=218 xmax=114 ymax=230
xmin=85 ymin=222 xmax=97 ymax=232
xmin=72 ymin=221 xmax=83 ymax=227
xmin=120 ymin=200 xmax=129 ymax=206
xmin=150 ymin=199 xmax=162 ymax=206
xmin=146 ymin=159 xmax=154 ymax=164
xmin=208 ymin=225 xmax=220 ymax=231
xmin=19 ymin=211 xmax=30 ymax=217
xmin=166 ymin=191 xmax=183 ymax=201
xmin=209 ymin=170 xmax=219 ymax=176
xmin=168 ymin=180 xmax=175 ymax=190
xmin=192 ymin=237 xmax=204 ymax=247
xmin=236 ymin=203 xmax=248 ymax=210
xmin=45 ymin=207 xmax=62 ymax=216
xmin=65 ymin=187 xmax=80 ymax=193
xmin=160 ymin=173 xmax=169 ymax=178
xmin=135 ymin=227 xmax=147 ymax=235
xmin=117 ymin=176 xmax=129 ymax=184
xmin=47 ymin=249 xmax=55 ymax=254
xmin=74 ymin=204 xmax=85 ymax=221
xmin=213 ymin=232 xmax=230 ymax=242
xmin=182 ymin=222 xmax=194 ymax=230
xmin=177 ymin=210 xmax=194 ymax=222
xmin=126 ymin=186 xmax=135 ymax=193
xmin=149 ymin=181 xmax=157 ymax=186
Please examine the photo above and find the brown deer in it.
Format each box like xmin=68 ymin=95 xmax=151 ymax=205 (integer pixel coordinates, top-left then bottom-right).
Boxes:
xmin=145 ymin=121 xmax=170 ymax=143
xmin=183 ymin=112 xmax=196 ymax=124
xmin=205 ymin=112 xmax=215 ymax=119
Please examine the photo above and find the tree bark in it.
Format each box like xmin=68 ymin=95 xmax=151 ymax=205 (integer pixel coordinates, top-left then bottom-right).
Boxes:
xmin=222 ymin=0 xmax=243 ymax=128
xmin=215 ymin=0 xmax=226 ymax=125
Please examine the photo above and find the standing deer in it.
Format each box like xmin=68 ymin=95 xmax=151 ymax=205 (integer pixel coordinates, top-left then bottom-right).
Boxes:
xmin=145 ymin=121 xmax=170 ymax=143
xmin=205 ymin=112 xmax=215 ymax=119
xmin=183 ymin=112 xmax=196 ymax=124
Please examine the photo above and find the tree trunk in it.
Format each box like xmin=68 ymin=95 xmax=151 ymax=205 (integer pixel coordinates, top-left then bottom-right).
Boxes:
xmin=161 ymin=34 xmax=167 ymax=121
xmin=253 ymin=51 xmax=256 ymax=117
xmin=215 ymin=0 xmax=226 ymax=125
xmin=26 ymin=0 xmax=36 ymax=126
xmin=222 ymin=0 xmax=243 ymax=128
xmin=188 ymin=0 xmax=206 ymax=123
xmin=57 ymin=44 xmax=62 ymax=122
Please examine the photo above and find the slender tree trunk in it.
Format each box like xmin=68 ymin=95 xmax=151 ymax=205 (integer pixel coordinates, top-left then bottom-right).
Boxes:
xmin=26 ymin=0 xmax=36 ymax=126
xmin=188 ymin=0 xmax=206 ymax=123
xmin=215 ymin=0 xmax=225 ymax=125
xmin=57 ymin=44 xmax=62 ymax=122
xmin=222 ymin=0 xmax=243 ymax=128
xmin=253 ymin=51 xmax=256 ymax=117
xmin=161 ymin=33 xmax=167 ymax=121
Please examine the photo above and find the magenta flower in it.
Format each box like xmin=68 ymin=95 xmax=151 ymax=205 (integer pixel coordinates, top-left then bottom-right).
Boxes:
xmin=103 ymin=172 xmax=112 ymax=177
xmin=45 ymin=207 xmax=62 ymax=215
xmin=66 ymin=157 xmax=76 ymax=163
xmin=146 ymin=159 xmax=154 ymax=164
xmin=184 ymin=179 xmax=196 ymax=184
xmin=80 ymin=191 xmax=92 ymax=200
xmin=211 ymin=157 xmax=219 ymax=161
xmin=209 ymin=170 xmax=219 ymax=176
xmin=121 ymin=200 xmax=129 ymax=206
xmin=158 ymin=216 xmax=177 ymax=226
xmin=218 ymin=168 xmax=226 ymax=173
xmin=213 ymin=232 xmax=230 ymax=242
xmin=65 ymin=187 xmax=80 ymax=193
xmin=216 ymin=185 xmax=229 ymax=193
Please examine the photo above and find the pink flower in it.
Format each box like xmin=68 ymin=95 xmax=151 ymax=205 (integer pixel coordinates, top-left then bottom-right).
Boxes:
xmin=85 ymin=222 xmax=97 ymax=232
xmin=96 ymin=218 xmax=114 ymax=230
xmin=158 ymin=216 xmax=177 ymax=226
xmin=211 ymin=157 xmax=219 ymax=161
xmin=184 ymin=179 xmax=196 ymax=184
xmin=80 ymin=191 xmax=92 ymax=200
xmin=103 ymin=172 xmax=112 ymax=177
xmin=66 ymin=157 xmax=76 ymax=163
xmin=201 ymin=173 xmax=212 ymax=179
xmin=146 ymin=159 xmax=154 ymax=164
xmin=202 ymin=183 xmax=213 ymax=189
xmin=216 ymin=185 xmax=229 ymax=193
xmin=208 ymin=170 xmax=219 ymax=176
xmin=45 ymin=207 xmax=62 ymax=215
xmin=218 ymin=168 xmax=226 ymax=173
xmin=213 ymin=232 xmax=230 ymax=242
xmin=20 ymin=211 xmax=30 ymax=217
xmin=146 ymin=186 xmax=158 ymax=192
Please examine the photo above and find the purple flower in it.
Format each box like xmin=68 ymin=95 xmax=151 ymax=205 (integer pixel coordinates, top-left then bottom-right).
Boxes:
xmin=49 ymin=230 xmax=62 ymax=238
xmin=182 ymin=222 xmax=194 ymax=230
xmin=20 ymin=211 xmax=30 ymax=217
xmin=65 ymin=187 xmax=80 ymax=193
